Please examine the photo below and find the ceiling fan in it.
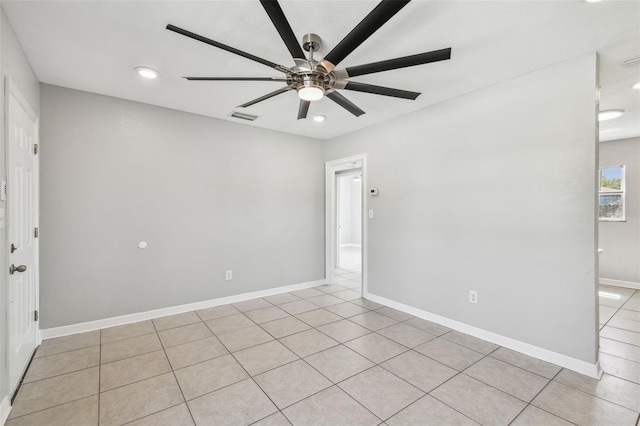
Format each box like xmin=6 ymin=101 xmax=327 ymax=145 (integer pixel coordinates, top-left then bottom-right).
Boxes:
xmin=166 ymin=0 xmax=452 ymax=120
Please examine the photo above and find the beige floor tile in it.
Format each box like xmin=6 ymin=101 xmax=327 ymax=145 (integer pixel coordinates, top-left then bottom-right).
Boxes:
xmin=345 ymin=333 xmax=408 ymax=364
xmin=615 ymin=309 xmax=640 ymax=322
xmin=205 ymin=313 xmax=254 ymax=335
xmin=441 ymin=330 xmax=500 ymax=355
xmin=264 ymin=292 xmax=301 ymax=305
xmin=326 ymin=302 xmax=370 ymax=318
xmin=233 ymin=298 xmax=273 ymax=312
xmin=24 ymin=346 xmax=99 ymax=383
xmin=377 ymin=323 xmax=436 ymax=348
xmin=5 ymin=395 xmax=98 ymax=426
xmin=127 ymin=403 xmax=194 ymax=426
xmin=195 ymin=304 xmax=240 ymax=321
xmin=381 ymin=351 xmax=456 ymax=392
xmin=600 ymin=305 xmax=618 ymax=324
xmin=158 ymin=322 xmax=213 ymax=348
xmin=101 ymin=332 xmax=162 ymax=364
xmin=599 ymin=352 xmax=640 ymax=384
xmin=36 ymin=331 xmax=100 ymax=358
xmin=555 ymin=369 xmax=640 ymax=412
xmin=100 ymin=350 xmax=171 ymax=391
xmin=305 ymin=345 xmax=374 ymax=383
xmin=283 ymin=386 xmax=380 ymax=426
xmin=349 ymin=312 xmax=399 ymax=331
xmin=101 ymin=321 xmax=156 ymax=344
xmin=622 ymin=296 xmax=640 ymax=311
xmin=599 ymin=337 xmax=640 ymax=363
xmin=234 ymin=340 xmax=299 ymax=376
xmin=99 ymin=373 xmax=184 ymax=426
xmin=318 ymin=319 xmax=371 ymax=343
xmin=174 ymin=354 xmax=248 ymax=400
xmin=532 ymin=381 xmax=638 ymax=425
xmin=290 ymin=288 xmax=325 ymax=299
xmin=279 ymin=299 xmax=320 ymax=315
xmin=152 ymin=312 xmax=201 ymax=331
xmin=316 ymin=284 xmax=348 ymax=294
xmin=350 ymin=299 xmax=384 ymax=310
xmin=414 ymin=338 xmax=484 ymax=371
xmin=404 ymin=318 xmax=451 ymax=336
xmin=254 ymin=360 xmax=332 ymax=409
xmin=9 ymin=367 xmax=99 ymax=418
xmin=252 ymin=411 xmax=292 ymax=425
xmin=295 ymin=308 xmax=342 ymax=327
xmin=332 ymin=289 xmax=362 ymax=301
xmin=217 ymin=324 xmax=274 ymax=352
xmin=188 ymin=379 xmax=277 ymax=425
xmin=165 ymin=336 xmax=228 ymax=370
xmin=608 ymin=317 xmax=640 ymax=333
xmin=245 ymin=306 xmax=290 ymax=324
xmin=307 ymin=294 xmax=345 ymax=308
xmin=601 ymin=326 xmax=640 ymax=346
xmin=431 ymin=374 xmax=526 ymax=425
xmin=260 ymin=316 xmax=311 ymax=338
xmin=279 ymin=329 xmax=339 ymax=358
xmin=465 ymin=357 xmax=549 ymax=402
xmin=387 ymin=395 xmax=479 ymax=426
xmin=509 ymin=405 xmax=572 ymax=426
xmin=489 ymin=347 xmax=562 ymax=379
xmin=339 ymin=366 xmax=424 ymax=420
xmin=375 ymin=307 xmax=414 ymax=322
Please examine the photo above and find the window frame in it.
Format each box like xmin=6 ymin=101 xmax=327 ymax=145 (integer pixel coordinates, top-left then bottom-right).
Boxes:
xmin=598 ymin=165 xmax=625 ymax=222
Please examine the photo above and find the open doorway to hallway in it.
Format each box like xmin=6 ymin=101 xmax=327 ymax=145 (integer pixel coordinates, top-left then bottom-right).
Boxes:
xmin=335 ymin=170 xmax=362 ymax=290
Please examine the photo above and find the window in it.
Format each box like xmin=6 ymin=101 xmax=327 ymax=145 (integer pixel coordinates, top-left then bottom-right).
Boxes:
xmin=599 ymin=166 xmax=625 ymax=221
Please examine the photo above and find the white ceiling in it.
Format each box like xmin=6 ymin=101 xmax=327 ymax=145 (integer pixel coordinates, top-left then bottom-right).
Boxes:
xmin=3 ymin=0 xmax=639 ymax=141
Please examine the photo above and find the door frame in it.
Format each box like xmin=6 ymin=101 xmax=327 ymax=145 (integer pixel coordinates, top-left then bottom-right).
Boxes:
xmin=325 ymin=154 xmax=367 ymax=296
xmin=5 ymin=77 xmax=41 ymax=397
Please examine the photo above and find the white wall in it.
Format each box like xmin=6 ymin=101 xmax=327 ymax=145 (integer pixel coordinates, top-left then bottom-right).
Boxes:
xmin=599 ymin=137 xmax=640 ymax=284
xmin=0 ymin=6 xmax=40 ymax=418
xmin=39 ymin=84 xmax=325 ymax=329
xmin=325 ymin=54 xmax=599 ymax=363
xmin=338 ymin=174 xmax=362 ymax=247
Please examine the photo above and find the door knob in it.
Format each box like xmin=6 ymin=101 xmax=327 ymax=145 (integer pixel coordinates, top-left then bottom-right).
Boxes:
xmin=9 ymin=264 xmax=27 ymax=275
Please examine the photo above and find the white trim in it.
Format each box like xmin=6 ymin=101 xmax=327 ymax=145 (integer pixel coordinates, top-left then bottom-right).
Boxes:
xmin=41 ymin=279 xmax=325 ymax=340
xmin=339 ymin=243 xmax=362 ymax=248
xmin=0 ymin=396 xmax=11 ymax=426
xmin=326 ymin=154 xmax=367 ymax=297
xmin=600 ymin=278 xmax=640 ymax=290
xmin=365 ymin=291 xmax=602 ymax=379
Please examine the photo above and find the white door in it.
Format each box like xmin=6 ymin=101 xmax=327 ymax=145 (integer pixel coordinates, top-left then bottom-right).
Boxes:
xmin=7 ymin=81 xmax=39 ymax=395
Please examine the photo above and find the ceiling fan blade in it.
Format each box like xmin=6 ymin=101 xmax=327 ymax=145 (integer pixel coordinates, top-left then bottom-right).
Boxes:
xmin=167 ymin=24 xmax=289 ymax=73
xmin=238 ymin=87 xmax=291 ymax=108
xmin=260 ymin=0 xmax=306 ymax=60
xmin=345 ymin=48 xmax=451 ymax=77
xmin=298 ymin=100 xmax=310 ymax=120
xmin=184 ymin=77 xmax=288 ymax=81
xmin=343 ymin=81 xmax=420 ymax=100
xmin=321 ymin=0 xmax=410 ymax=72
xmin=326 ymin=91 xmax=365 ymax=117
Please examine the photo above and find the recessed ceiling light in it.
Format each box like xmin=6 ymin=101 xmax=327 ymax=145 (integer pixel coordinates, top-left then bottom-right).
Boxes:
xmin=598 ymin=109 xmax=624 ymax=121
xmin=599 ymin=128 xmax=620 ymax=133
xmin=313 ymin=115 xmax=326 ymax=122
xmin=633 ymin=82 xmax=640 ymax=89
xmin=135 ymin=67 xmax=160 ymax=79
xmin=585 ymin=0 xmax=602 ymax=3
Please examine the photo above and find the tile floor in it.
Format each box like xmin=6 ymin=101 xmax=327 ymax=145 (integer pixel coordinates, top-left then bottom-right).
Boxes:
xmin=338 ymin=245 xmax=361 ymax=274
xmin=6 ymin=281 xmax=640 ymax=426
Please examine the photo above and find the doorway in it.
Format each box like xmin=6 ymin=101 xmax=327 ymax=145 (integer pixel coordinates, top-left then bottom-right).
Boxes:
xmin=6 ymin=79 xmax=40 ymax=397
xmin=326 ymin=155 xmax=366 ymax=296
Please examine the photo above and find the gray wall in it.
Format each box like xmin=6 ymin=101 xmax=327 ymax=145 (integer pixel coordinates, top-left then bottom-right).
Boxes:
xmin=326 ymin=54 xmax=599 ymax=363
xmin=599 ymin=137 xmax=640 ymax=283
xmin=39 ymin=84 xmax=325 ymax=328
xmin=0 ymin=5 xmax=40 ymax=409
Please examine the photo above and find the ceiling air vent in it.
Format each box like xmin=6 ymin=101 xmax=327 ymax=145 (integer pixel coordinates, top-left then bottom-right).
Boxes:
xmin=230 ymin=111 xmax=258 ymax=121
xmin=623 ymin=55 xmax=640 ymax=67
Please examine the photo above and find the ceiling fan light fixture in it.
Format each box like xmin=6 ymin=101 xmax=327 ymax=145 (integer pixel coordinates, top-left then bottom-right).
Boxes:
xmin=313 ymin=115 xmax=326 ymax=122
xmin=136 ymin=67 xmax=160 ymax=79
xmin=598 ymin=109 xmax=625 ymax=121
xmin=297 ymin=75 xmax=325 ymax=101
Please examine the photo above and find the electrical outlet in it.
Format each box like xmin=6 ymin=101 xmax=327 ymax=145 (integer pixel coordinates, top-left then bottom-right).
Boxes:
xmin=469 ymin=290 xmax=478 ymax=304
xmin=225 ymin=270 xmax=232 ymax=281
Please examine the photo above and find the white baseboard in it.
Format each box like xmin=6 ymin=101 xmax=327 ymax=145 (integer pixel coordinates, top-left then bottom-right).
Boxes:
xmin=1 ymin=395 xmax=11 ymax=426
xmin=40 ymin=279 xmax=325 ymax=340
xmin=339 ymin=243 xmax=362 ymax=248
xmin=364 ymin=291 xmax=601 ymax=379
xmin=600 ymin=278 xmax=640 ymax=290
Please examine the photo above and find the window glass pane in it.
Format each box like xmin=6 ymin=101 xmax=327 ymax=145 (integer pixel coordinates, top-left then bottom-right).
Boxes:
xmin=599 ymin=194 xmax=623 ymax=219
xmin=600 ymin=167 xmax=622 ymax=192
